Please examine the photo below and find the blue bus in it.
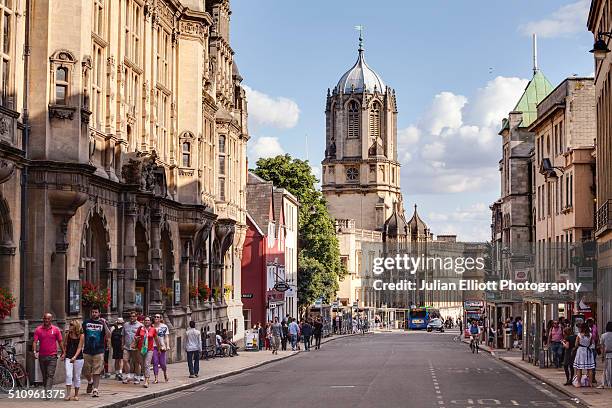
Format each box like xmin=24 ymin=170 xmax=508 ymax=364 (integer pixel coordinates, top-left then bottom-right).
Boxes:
xmin=406 ymin=307 xmax=441 ymax=330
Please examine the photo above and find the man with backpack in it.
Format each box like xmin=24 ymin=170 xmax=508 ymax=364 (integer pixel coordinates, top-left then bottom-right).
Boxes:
xmin=82 ymin=307 xmax=111 ymax=398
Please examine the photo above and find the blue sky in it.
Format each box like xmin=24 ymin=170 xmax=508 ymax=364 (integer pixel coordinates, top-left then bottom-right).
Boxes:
xmin=231 ymin=0 xmax=594 ymax=241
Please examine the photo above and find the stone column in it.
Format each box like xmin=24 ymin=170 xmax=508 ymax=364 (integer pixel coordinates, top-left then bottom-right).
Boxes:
xmin=117 ymin=268 xmax=125 ymax=316
xmin=123 ymin=200 xmax=137 ymax=313
xmin=51 ymin=217 xmax=69 ymax=321
xmin=179 ymin=247 xmax=189 ymax=308
xmin=149 ymin=203 xmax=163 ymax=313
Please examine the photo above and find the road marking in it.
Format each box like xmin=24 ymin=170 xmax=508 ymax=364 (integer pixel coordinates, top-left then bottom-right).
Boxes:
xmin=330 ymin=385 xmax=355 ymax=388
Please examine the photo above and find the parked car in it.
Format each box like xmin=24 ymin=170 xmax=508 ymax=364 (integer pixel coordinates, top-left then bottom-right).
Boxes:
xmin=427 ymin=318 xmax=444 ymax=332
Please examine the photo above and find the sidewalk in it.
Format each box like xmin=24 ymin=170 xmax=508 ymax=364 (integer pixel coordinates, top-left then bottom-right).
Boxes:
xmin=1 ymin=333 xmax=355 ymax=408
xmin=462 ymin=339 xmax=611 ymax=408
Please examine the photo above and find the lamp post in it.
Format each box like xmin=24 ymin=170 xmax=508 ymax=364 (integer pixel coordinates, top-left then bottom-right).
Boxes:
xmin=590 ymin=32 xmax=612 ymax=61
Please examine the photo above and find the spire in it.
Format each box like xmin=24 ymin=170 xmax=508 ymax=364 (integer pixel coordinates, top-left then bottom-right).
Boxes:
xmin=355 ymin=25 xmax=364 ymax=53
xmin=532 ymin=33 xmax=538 ymax=76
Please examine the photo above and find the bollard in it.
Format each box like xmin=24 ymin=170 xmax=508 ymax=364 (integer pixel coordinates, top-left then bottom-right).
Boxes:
xmin=539 ymin=349 xmax=546 ymax=368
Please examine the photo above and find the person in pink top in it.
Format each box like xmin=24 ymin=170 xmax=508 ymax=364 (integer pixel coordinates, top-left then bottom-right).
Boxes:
xmin=548 ymin=320 xmax=564 ymax=369
xmin=33 ymin=312 xmax=65 ymax=395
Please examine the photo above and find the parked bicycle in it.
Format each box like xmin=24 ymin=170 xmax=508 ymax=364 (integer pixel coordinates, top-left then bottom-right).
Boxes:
xmin=0 ymin=340 xmax=29 ymax=392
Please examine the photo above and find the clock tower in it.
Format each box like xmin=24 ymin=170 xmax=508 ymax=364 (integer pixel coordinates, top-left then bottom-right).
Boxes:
xmin=322 ymin=34 xmax=404 ymax=231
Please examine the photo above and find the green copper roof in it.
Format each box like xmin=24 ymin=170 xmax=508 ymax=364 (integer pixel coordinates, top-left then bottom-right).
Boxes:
xmin=513 ymin=70 xmax=554 ymax=127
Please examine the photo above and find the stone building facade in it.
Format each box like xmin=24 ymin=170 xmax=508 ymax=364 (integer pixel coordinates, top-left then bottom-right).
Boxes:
xmin=490 ymin=65 xmax=553 ymax=324
xmin=0 ymin=0 xmax=248 ymax=362
xmin=588 ymin=0 xmax=612 ymax=334
xmin=523 ymin=77 xmax=597 ymax=360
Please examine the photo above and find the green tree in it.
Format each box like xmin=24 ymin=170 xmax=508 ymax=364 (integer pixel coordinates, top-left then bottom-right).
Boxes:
xmin=253 ymin=154 xmax=346 ymax=311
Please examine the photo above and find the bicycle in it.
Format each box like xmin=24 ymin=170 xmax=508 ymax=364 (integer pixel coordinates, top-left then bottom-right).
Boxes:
xmin=0 ymin=340 xmax=29 ymax=391
xmin=469 ymin=335 xmax=480 ymax=354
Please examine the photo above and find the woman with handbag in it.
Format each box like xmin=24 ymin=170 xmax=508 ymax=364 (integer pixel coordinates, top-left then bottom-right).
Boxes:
xmin=61 ymin=319 xmax=84 ymax=401
xmin=133 ymin=316 xmax=161 ymax=388
xmin=152 ymin=315 xmax=169 ymax=383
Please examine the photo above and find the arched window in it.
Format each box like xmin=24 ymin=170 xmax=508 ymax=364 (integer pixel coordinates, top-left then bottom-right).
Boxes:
xmin=347 ymin=101 xmax=360 ymax=139
xmin=81 ymin=214 xmax=110 ymax=303
xmin=370 ymin=102 xmax=381 ymax=140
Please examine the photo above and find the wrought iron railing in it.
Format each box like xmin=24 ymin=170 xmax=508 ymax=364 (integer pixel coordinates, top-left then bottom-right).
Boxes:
xmin=596 ymin=199 xmax=611 ymax=236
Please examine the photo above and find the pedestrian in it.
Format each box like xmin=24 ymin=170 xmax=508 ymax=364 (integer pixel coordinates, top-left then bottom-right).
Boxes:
xmin=185 ymin=321 xmax=202 ymax=378
xmin=134 ymin=316 xmax=160 ymax=388
xmin=288 ymin=318 xmax=299 ymax=351
xmin=458 ymin=317 xmax=463 ymax=335
xmin=82 ymin=306 xmax=111 ymax=398
xmin=313 ymin=317 xmax=323 ymax=350
xmin=257 ymin=322 xmax=265 ymax=350
xmin=548 ymin=320 xmax=564 ymax=368
xmin=32 ymin=312 xmax=64 ymax=397
xmin=265 ymin=322 xmax=272 ymax=351
xmin=61 ymin=319 xmax=84 ymax=401
xmin=587 ymin=318 xmax=599 ymax=384
xmin=562 ymin=326 xmax=577 ymax=386
xmin=573 ymin=322 xmax=595 ymax=387
xmin=302 ymin=320 xmax=313 ymax=351
xmin=270 ymin=317 xmax=282 ymax=355
xmin=281 ymin=321 xmax=289 ymax=351
xmin=122 ymin=311 xmax=143 ymax=385
xmin=152 ymin=314 xmax=169 ymax=383
xmin=599 ymin=321 xmax=612 ymax=389
xmin=110 ymin=318 xmax=124 ymax=380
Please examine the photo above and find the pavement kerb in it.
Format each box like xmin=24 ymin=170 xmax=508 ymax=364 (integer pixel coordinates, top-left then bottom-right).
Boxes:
xmin=100 ymin=333 xmax=360 ymax=408
xmin=497 ymin=357 xmax=590 ymax=407
xmin=460 ymin=338 xmax=590 ymax=407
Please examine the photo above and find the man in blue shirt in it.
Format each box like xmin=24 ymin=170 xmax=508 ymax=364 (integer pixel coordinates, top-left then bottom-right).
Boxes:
xmin=288 ymin=318 xmax=300 ymax=351
xmin=82 ymin=307 xmax=110 ymax=398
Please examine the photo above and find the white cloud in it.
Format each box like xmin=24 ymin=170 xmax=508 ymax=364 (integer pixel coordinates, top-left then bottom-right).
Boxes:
xmin=243 ymin=85 xmax=300 ymax=129
xmin=248 ymin=136 xmax=285 ymax=162
xmin=428 ymin=203 xmax=492 ymax=242
xmin=519 ymin=0 xmax=590 ymax=38
xmin=419 ymin=92 xmax=467 ymax=136
xmin=398 ymin=76 xmax=528 ymax=195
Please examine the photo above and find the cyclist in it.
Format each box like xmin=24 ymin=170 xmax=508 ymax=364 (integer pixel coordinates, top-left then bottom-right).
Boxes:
xmin=469 ymin=320 xmax=481 ymax=354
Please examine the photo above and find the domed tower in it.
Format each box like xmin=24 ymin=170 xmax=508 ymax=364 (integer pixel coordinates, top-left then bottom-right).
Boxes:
xmin=322 ymin=33 xmax=403 ymax=231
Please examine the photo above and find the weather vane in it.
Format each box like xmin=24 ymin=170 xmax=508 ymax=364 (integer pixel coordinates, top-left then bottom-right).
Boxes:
xmin=355 ymin=25 xmax=364 ymax=51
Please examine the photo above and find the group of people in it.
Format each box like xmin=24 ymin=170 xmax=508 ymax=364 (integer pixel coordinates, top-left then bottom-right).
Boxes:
xmin=32 ymin=308 xmax=172 ymax=400
xmin=544 ymin=318 xmax=612 ymax=389
xmin=254 ymin=315 xmax=324 ymax=353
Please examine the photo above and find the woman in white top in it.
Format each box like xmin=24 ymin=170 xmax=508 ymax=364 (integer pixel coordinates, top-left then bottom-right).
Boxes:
xmin=573 ymin=322 xmax=595 ymax=387
xmin=152 ymin=314 xmax=169 ymax=383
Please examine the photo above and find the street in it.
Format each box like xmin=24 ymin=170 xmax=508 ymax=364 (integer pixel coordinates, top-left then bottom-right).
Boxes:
xmin=130 ymin=331 xmax=580 ymax=408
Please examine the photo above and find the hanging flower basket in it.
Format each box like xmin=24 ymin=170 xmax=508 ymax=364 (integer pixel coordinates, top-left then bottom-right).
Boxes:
xmin=189 ymin=281 xmax=211 ymax=303
xmin=223 ymin=284 xmax=233 ymax=299
xmin=211 ymin=287 xmax=221 ymax=302
xmin=0 ymin=287 xmax=16 ymax=320
xmin=81 ymin=281 xmax=110 ymax=311
xmin=198 ymin=281 xmax=211 ymax=301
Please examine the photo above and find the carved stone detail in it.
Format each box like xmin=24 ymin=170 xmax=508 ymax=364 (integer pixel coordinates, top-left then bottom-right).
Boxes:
xmin=49 ymin=106 xmax=76 ymax=121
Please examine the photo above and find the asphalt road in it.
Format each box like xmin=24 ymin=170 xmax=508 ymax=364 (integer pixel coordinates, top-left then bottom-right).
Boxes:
xmin=131 ymin=331 xmax=581 ymax=408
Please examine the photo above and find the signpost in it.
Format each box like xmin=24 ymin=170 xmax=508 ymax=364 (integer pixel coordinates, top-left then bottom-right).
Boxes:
xmin=273 ymin=282 xmax=290 ymax=292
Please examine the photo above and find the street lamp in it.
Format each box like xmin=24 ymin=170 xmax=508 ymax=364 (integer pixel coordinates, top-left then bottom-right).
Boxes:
xmin=590 ymin=32 xmax=612 ymax=61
